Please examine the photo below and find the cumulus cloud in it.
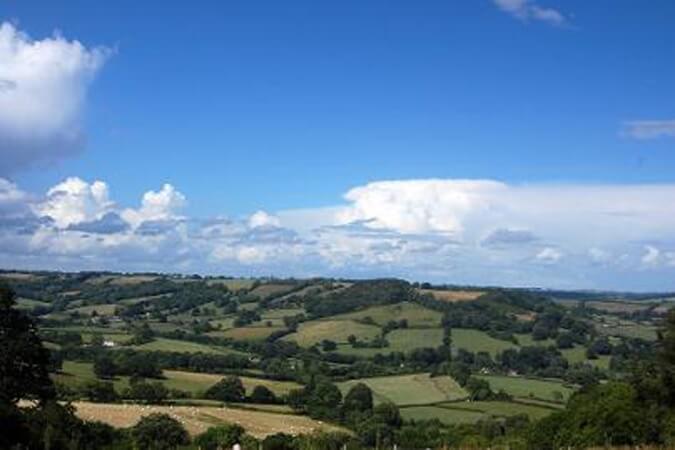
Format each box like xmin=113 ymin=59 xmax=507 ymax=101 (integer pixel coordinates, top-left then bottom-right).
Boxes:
xmin=121 ymin=184 xmax=186 ymax=228
xmin=248 ymin=210 xmax=281 ymax=228
xmin=622 ymin=120 xmax=675 ymax=140
xmin=493 ymin=0 xmax=567 ymax=26
xmin=0 ymin=22 xmax=110 ymax=174
xmin=34 ymin=177 xmax=113 ymax=228
xmin=1 ymin=176 xmax=675 ymax=290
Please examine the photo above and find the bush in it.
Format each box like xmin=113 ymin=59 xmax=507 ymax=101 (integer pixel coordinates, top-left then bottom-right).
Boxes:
xmin=131 ymin=413 xmax=189 ymax=450
xmin=194 ymin=424 xmax=246 ymax=450
xmin=249 ymin=385 xmax=277 ymax=404
xmin=205 ymin=375 xmax=246 ymax=402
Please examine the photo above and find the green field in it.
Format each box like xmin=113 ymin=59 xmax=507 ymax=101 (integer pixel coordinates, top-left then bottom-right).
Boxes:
xmin=401 ymin=399 xmax=556 ymax=424
xmin=16 ymin=297 xmax=50 ymax=309
xmin=222 ymin=326 xmax=286 ymax=341
xmin=336 ymin=327 xmax=445 ymax=357
xmin=130 ymin=338 xmax=243 ymax=355
xmin=515 ymin=333 xmax=555 ymax=347
xmin=331 ymin=302 xmax=443 ymax=327
xmin=401 ymin=406 xmax=484 ymax=424
xmin=283 ymin=320 xmax=381 ymax=347
xmin=162 ymin=370 xmax=302 ymax=396
xmin=452 ymin=329 xmax=518 ymax=356
xmin=561 ymin=346 xmax=611 ymax=369
xmin=338 ymin=373 xmax=467 ymax=406
xmin=476 ymin=375 xmax=573 ymax=403
xmin=53 ymin=362 xmax=302 ymax=398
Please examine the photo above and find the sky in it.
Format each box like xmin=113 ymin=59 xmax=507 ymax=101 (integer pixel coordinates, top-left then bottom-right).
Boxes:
xmin=0 ymin=0 xmax=674 ymax=290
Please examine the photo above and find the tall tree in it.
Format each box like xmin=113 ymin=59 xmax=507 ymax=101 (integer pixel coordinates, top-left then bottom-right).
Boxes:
xmin=0 ymin=282 xmax=55 ymax=404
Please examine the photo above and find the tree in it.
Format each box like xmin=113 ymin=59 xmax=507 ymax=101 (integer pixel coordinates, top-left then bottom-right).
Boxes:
xmin=343 ymin=383 xmax=373 ymax=414
xmin=321 ymin=339 xmax=337 ymax=352
xmin=0 ymin=283 xmax=55 ymax=404
xmin=250 ymin=385 xmax=277 ymax=404
xmin=194 ymin=424 xmax=246 ymax=450
xmin=126 ymin=380 xmax=168 ymax=404
xmin=131 ymin=413 xmax=189 ymax=450
xmin=205 ymin=376 xmax=246 ymax=402
xmin=93 ymin=354 xmax=117 ymax=379
xmin=83 ymin=381 xmax=119 ymax=403
xmin=263 ymin=432 xmax=296 ymax=450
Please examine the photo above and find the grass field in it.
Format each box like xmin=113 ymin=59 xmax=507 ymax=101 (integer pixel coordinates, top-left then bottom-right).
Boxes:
xmin=594 ymin=316 xmax=659 ymax=341
xmin=418 ymin=289 xmax=484 ymax=302
xmin=130 ymin=338 xmax=243 ymax=355
xmin=476 ymin=375 xmax=574 ymax=403
xmin=53 ymin=362 xmax=302 ymax=397
xmin=331 ymin=302 xmax=443 ymax=328
xmin=68 ymin=304 xmax=119 ymax=316
xmin=249 ymin=284 xmax=296 ymax=299
xmin=401 ymin=406 xmax=484 ymax=424
xmin=337 ymin=327 xmax=446 ymax=357
xmin=338 ymin=373 xmax=467 ymax=406
xmin=222 ymin=326 xmax=286 ymax=341
xmin=452 ymin=329 xmax=518 ymax=356
xmin=283 ymin=320 xmax=381 ymax=347
xmin=401 ymin=399 xmax=556 ymax=424
xmin=162 ymin=370 xmax=302 ymax=396
xmin=70 ymin=401 xmax=346 ymax=438
xmin=515 ymin=333 xmax=555 ymax=347
xmin=561 ymin=346 xmax=611 ymax=369
xmin=16 ymin=297 xmax=50 ymax=309
xmin=438 ymin=400 xmax=557 ymax=420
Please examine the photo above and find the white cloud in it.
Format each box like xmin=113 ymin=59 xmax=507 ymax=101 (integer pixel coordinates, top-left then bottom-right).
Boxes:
xmin=248 ymin=210 xmax=281 ymax=228
xmin=1 ymin=176 xmax=675 ymax=290
xmin=536 ymin=247 xmax=562 ymax=264
xmin=34 ymin=177 xmax=113 ymax=228
xmin=337 ymin=179 xmax=505 ymax=236
xmin=622 ymin=120 xmax=675 ymax=140
xmin=122 ymin=184 xmax=186 ymax=228
xmin=493 ymin=0 xmax=567 ymax=26
xmin=0 ymin=22 xmax=110 ymax=174
xmin=642 ymin=245 xmax=660 ymax=266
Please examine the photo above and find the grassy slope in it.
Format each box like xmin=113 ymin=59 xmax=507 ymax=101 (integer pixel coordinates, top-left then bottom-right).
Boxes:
xmin=331 ymin=302 xmax=442 ymax=327
xmin=476 ymin=375 xmax=573 ymax=403
xmin=338 ymin=373 xmax=467 ymax=406
xmin=283 ymin=320 xmax=381 ymax=347
xmin=452 ymin=329 xmax=518 ymax=357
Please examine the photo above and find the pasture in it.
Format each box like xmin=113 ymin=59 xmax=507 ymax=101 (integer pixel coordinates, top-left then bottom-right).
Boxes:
xmin=331 ymin=302 xmax=442 ymax=327
xmin=476 ymin=375 xmax=573 ymax=403
xmin=452 ymin=329 xmax=518 ymax=356
xmin=70 ymin=402 xmax=346 ymax=438
xmin=283 ymin=320 xmax=381 ymax=347
xmin=130 ymin=338 xmax=243 ymax=355
xmin=337 ymin=373 xmax=467 ymax=406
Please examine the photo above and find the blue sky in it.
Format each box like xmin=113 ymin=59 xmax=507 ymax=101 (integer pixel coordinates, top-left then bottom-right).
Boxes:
xmin=0 ymin=1 xmax=674 ymax=290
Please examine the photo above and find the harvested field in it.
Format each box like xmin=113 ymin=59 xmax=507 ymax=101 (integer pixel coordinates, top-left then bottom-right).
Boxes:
xmin=418 ymin=289 xmax=484 ymax=302
xmin=69 ymin=402 xmax=346 ymax=438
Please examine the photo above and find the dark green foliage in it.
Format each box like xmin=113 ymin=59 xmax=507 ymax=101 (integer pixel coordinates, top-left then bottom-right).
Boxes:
xmin=263 ymin=433 xmax=296 ymax=450
xmin=205 ymin=375 xmax=246 ymax=402
xmin=249 ymin=385 xmax=277 ymax=404
xmin=125 ymin=380 xmax=168 ymax=404
xmin=83 ymin=380 xmax=119 ymax=402
xmin=343 ymin=383 xmax=374 ymax=414
xmin=194 ymin=424 xmax=247 ymax=450
xmin=304 ymin=279 xmax=414 ymax=317
xmin=131 ymin=413 xmax=189 ymax=450
xmin=94 ymin=353 xmax=117 ymax=379
xmin=0 ymin=282 xmax=55 ymax=403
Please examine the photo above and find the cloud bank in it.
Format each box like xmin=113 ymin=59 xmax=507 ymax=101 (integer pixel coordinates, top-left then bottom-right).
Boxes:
xmin=1 ymin=176 xmax=674 ymax=290
xmin=0 ymin=22 xmax=110 ymax=174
